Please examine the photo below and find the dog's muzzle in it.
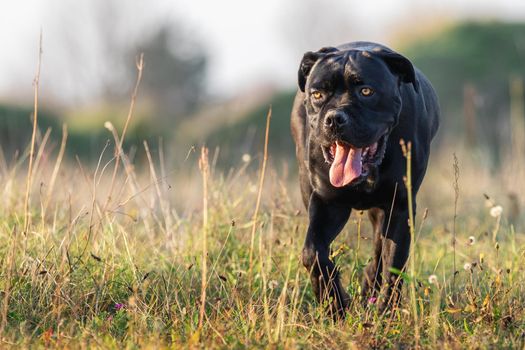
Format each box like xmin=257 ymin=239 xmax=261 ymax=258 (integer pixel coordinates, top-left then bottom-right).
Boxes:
xmin=321 ymin=131 xmax=389 ymax=188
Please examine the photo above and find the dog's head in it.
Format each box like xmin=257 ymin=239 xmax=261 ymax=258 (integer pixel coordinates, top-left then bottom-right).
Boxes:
xmin=298 ymin=45 xmax=418 ymax=188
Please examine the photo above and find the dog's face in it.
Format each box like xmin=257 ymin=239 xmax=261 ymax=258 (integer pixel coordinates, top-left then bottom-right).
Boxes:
xmin=298 ymin=46 xmax=418 ymax=188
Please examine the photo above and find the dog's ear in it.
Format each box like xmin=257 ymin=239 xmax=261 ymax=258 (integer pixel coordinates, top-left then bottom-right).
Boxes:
xmin=298 ymin=47 xmax=338 ymax=92
xmin=375 ymin=50 xmax=419 ymax=93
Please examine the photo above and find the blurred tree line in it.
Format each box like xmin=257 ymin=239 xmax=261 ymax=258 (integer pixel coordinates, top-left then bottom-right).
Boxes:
xmin=136 ymin=27 xmax=207 ymax=121
xmin=1 ymin=20 xmax=524 ymax=168
xmin=0 ymin=0 xmax=208 ymax=161
xmin=46 ymin=0 xmax=208 ymax=118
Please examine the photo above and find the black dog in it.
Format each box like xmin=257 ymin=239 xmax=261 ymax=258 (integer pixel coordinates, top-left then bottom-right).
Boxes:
xmin=291 ymin=42 xmax=439 ymax=316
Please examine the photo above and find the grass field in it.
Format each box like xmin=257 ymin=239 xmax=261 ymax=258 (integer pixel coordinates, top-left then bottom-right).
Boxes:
xmin=0 ymin=115 xmax=524 ymax=349
xmin=1 ymin=56 xmax=525 ymax=349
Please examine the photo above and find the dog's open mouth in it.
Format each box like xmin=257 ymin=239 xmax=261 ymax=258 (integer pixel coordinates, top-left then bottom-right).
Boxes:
xmin=321 ymin=133 xmax=388 ymax=187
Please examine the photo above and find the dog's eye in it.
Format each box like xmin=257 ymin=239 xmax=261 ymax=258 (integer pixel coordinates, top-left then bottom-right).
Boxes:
xmin=360 ymin=87 xmax=374 ymax=96
xmin=312 ymin=91 xmax=323 ymax=100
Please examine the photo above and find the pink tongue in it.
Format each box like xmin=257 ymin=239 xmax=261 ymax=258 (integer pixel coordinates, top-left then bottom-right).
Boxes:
xmin=329 ymin=142 xmax=362 ymax=187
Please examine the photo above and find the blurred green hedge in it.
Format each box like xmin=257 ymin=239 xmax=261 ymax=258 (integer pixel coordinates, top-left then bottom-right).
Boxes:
xmin=0 ymin=104 xmax=163 ymax=163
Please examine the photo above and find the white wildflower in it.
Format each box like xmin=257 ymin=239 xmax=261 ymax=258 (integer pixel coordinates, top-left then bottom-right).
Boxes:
xmin=242 ymin=153 xmax=251 ymax=163
xmin=428 ymin=274 xmax=438 ymax=285
xmin=467 ymin=236 xmax=476 ymax=246
xmin=490 ymin=205 xmax=503 ymax=218
xmin=463 ymin=262 xmax=472 ymax=271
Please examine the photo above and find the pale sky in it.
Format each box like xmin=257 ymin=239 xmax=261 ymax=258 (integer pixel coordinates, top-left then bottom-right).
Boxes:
xmin=0 ymin=0 xmax=524 ymax=105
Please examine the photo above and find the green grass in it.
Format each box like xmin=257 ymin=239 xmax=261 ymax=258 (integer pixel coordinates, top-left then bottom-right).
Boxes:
xmin=0 ymin=127 xmax=524 ymax=349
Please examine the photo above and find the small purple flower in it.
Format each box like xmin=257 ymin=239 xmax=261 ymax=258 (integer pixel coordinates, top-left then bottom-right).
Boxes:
xmin=368 ymin=297 xmax=377 ymax=304
xmin=115 ymin=303 xmax=125 ymax=311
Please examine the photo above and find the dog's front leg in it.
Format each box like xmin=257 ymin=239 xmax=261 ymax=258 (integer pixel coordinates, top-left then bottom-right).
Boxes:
xmin=302 ymin=192 xmax=351 ymax=318
xmin=361 ymin=207 xmax=386 ymax=300
xmin=377 ymin=207 xmax=411 ymax=311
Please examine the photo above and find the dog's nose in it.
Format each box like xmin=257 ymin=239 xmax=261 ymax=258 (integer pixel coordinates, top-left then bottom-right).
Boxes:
xmin=324 ymin=111 xmax=348 ymax=129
